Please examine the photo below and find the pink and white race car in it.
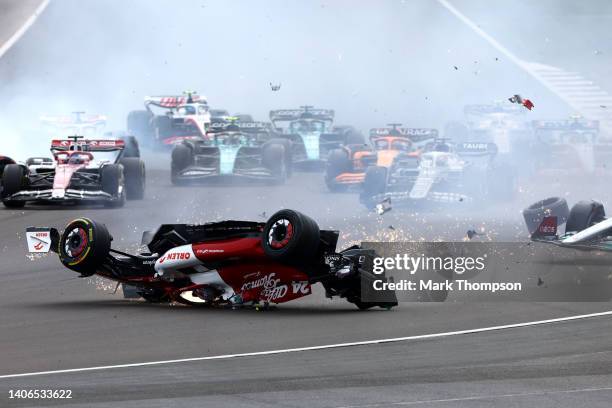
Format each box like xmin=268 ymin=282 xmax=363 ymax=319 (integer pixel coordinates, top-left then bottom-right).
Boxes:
xmin=1 ymin=136 xmax=145 ymax=208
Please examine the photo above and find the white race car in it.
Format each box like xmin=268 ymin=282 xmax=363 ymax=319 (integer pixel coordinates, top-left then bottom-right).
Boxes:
xmin=360 ymin=140 xmax=516 ymax=209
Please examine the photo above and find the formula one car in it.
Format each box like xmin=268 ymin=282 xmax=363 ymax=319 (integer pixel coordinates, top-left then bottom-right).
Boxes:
xmin=523 ymin=196 xmax=612 ymax=250
xmin=359 ymin=139 xmax=516 ymax=209
xmin=270 ymin=106 xmax=364 ymax=169
xmin=325 ymin=124 xmax=438 ymax=192
xmin=445 ymin=101 xmax=533 ymax=158
xmin=41 ymin=112 xmax=141 ymax=157
xmin=1 ymin=136 xmax=145 ymax=208
xmin=25 ymin=209 xmax=398 ymax=310
xmin=531 ymin=116 xmax=612 ymax=179
xmin=171 ymin=119 xmax=292 ymax=184
xmin=127 ymin=91 xmax=211 ymax=147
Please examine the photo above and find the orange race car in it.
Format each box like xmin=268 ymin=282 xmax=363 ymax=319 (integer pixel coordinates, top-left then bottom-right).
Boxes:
xmin=324 ymin=124 xmax=438 ymax=192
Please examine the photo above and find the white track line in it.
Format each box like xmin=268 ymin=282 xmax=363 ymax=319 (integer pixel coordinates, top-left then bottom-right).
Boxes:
xmin=337 ymin=386 xmax=612 ymax=407
xmin=0 ymin=0 xmax=50 ymax=60
xmin=1 ymin=309 xmax=612 ymax=380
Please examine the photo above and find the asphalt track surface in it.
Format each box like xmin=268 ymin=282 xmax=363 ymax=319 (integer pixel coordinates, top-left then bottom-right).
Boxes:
xmin=2 ymin=1 xmax=612 ymax=407
xmin=1 ymin=162 xmax=612 ymax=407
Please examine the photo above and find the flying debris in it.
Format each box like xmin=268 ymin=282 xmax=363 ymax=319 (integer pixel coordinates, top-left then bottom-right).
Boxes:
xmin=453 ymin=65 xmax=458 ymax=70
xmin=376 ymin=197 xmax=392 ymax=215
xmin=466 ymin=229 xmax=482 ymax=240
xmin=270 ymin=82 xmax=281 ymax=91
xmin=508 ymin=94 xmax=534 ymax=110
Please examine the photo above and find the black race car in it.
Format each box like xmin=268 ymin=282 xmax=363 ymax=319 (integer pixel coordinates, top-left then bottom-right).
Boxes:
xmin=270 ymin=106 xmax=364 ymax=169
xmin=170 ymin=120 xmax=292 ymax=185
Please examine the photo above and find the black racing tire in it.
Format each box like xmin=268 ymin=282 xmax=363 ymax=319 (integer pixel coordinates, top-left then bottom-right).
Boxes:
xmin=262 ymin=209 xmax=320 ymax=262
xmin=0 ymin=156 xmax=16 ymax=177
xmin=361 ymin=166 xmax=387 ymax=209
xmin=523 ymin=197 xmax=569 ymax=235
xmin=101 ymin=164 xmax=125 ymax=208
xmin=2 ymin=164 xmax=26 ymax=208
xmin=262 ymin=143 xmax=288 ymax=183
xmin=171 ymin=144 xmax=194 ymax=184
xmin=59 ymin=218 xmax=112 ymax=276
xmin=153 ymin=115 xmax=172 ymax=141
xmin=120 ymin=135 xmax=141 ymax=158
xmin=127 ymin=110 xmax=152 ymax=139
xmin=325 ymin=149 xmax=351 ymax=192
xmin=120 ymin=157 xmax=145 ymax=200
xmin=565 ymin=200 xmax=606 ymax=233
xmin=266 ymin=138 xmax=293 ymax=177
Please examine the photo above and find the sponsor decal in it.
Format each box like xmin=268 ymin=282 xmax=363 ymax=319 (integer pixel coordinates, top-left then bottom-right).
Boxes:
xmin=196 ymin=248 xmax=225 ymax=255
xmin=93 ymin=140 xmax=116 ymax=147
xmin=241 ymin=273 xmax=308 ymax=301
xmin=291 ymin=281 xmax=310 ymax=295
xmin=164 ymin=252 xmax=191 ymax=261
xmin=537 ymin=216 xmax=557 ymax=236
xmin=264 ymin=284 xmax=288 ymax=301
xmin=241 ymin=273 xmax=280 ymax=291
xmin=461 ymin=142 xmax=488 ymax=150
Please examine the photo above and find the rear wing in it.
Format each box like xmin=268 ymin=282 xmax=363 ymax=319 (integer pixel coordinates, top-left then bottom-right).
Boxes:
xmin=270 ymin=108 xmax=335 ymax=122
xmin=532 ymin=119 xmax=599 ymax=131
xmin=369 ymin=127 xmax=438 ymax=142
xmin=145 ymin=95 xmax=207 ymax=109
xmin=464 ymin=104 xmax=524 ymax=116
xmin=208 ymin=121 xmax=273 ymax=133
xmin=50 ymin=139 xmax=125 ymax=152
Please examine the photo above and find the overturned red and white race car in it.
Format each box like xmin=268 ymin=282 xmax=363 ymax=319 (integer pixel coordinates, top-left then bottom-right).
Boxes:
xmin=26 ymin=209 xmax=398 ymax=310
xmin=2 ymin=136 xmax=145 ymax=208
